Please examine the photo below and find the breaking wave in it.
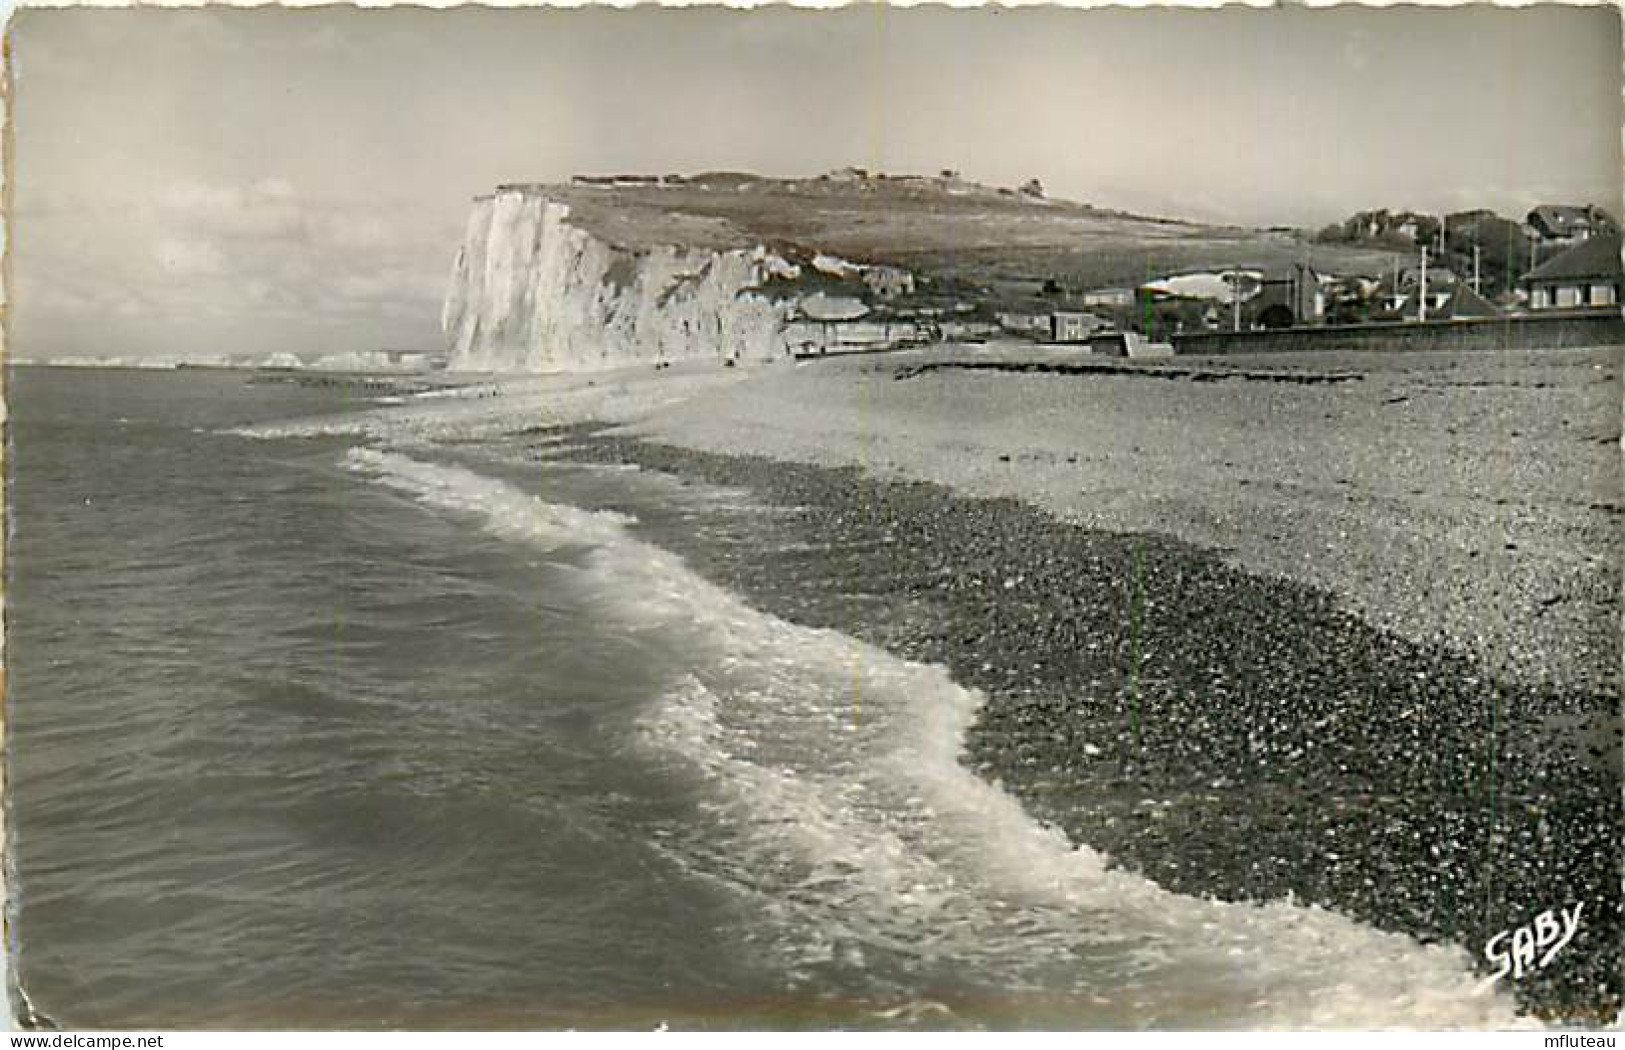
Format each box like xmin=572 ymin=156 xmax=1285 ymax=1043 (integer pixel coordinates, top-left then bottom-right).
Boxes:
xmin=346 ymin=447 xmax=1529 ymax=1030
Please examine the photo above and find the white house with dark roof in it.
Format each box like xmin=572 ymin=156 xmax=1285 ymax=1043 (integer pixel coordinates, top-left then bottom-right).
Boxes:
xmin=1527 ymin=205 xmax=1615 ymax=242
xmin=1524 ymin=232 xmax=1623 ymax=310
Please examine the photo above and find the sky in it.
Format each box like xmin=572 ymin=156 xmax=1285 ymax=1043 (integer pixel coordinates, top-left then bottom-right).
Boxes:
xmin=9 ymin=4 xmax=1623 ymax=361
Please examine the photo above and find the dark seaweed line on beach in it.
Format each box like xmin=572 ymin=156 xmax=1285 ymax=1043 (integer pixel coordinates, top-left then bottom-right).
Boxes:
xmin=541 ymin=424 xmax=1621 ymax=1024
xmin=890 ymin=360 xmax=1365 ymax=385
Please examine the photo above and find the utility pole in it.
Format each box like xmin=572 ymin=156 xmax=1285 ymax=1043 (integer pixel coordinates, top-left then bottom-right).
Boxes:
xmin=1232 ymin=266 xmax=1242 ymax=332
xmin=1418 ymin=245 xmax=1429 ymax=322
xmin=1304 ymin=245 xmax=1316 ymax=324
xmin=1472 ymin=245 xmax=1481 ymax=294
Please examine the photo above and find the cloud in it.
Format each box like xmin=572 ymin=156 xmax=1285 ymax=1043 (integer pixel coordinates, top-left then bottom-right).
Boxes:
xmin=157 ymin=179 xmax=305 ymax=241
xmin=327 ymin=212 xmax=401 ymax=251
xmin=15 ymin=176 xmax=463 ymax=358
xmin=154 ymin=237 xmax=228 ymax=277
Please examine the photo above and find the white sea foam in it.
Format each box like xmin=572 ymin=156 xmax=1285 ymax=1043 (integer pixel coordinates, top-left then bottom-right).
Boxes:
xmin=345 ymin=447 xmax=1531 ymax=1030
xmin=233 ymin=416 xmax=385 ymax=440
xmin=229 ymin=367 xmax=750 ymax=444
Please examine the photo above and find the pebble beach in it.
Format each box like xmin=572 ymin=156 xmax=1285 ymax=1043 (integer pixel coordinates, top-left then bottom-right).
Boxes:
xmin=512 ymin=344 xmax=1623 ymax=1022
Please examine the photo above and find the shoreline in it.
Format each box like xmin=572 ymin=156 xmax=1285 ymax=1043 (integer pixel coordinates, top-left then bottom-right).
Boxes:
xmin=269 ymin=342 xmax=1620 ymax=1020
xmin=539 ymin=423 xmax=1620 ymax=1024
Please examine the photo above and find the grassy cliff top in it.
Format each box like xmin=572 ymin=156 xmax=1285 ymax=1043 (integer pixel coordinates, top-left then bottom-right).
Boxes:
xmin=485 ymin=173 xmax=1410 ymax=291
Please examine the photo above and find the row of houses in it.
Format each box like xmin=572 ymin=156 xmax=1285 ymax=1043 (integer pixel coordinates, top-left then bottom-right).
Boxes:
xmin=781 ymin=219 xmax=1621 ymax=358
xmin=1071 ymin=230 xmax=1625 ymax=336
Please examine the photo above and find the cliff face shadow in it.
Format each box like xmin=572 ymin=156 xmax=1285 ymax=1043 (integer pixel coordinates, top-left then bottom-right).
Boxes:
xmin=548 ymin=425 xmax=1621 ymax=1024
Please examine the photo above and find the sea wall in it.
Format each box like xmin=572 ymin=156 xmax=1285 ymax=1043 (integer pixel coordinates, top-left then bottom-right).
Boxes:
xmin=443 ymin=191 xmax=795 ymax=372
xmin=1171 ymin=311 xmax=1625 ymax=356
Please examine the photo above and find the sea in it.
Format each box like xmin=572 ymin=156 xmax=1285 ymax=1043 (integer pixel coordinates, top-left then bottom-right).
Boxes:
xmin=4 ymin=365 xmax=1527 ymax=1030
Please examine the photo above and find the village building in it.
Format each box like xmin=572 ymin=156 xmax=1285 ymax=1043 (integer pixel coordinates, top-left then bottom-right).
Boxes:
xmin=937 ymin=318 xmax=1000 ymax=341
xmin=1050 ymin=310 xmax=1112 ymax=343
xmin=784 ymin=292 xmax=927 ymax=355
xmin=1393 ymin=279 xmax=1500 ymax=320
xmin=1140 ymin=271 xmax=1236 ymax=302
xmin=1320 ymin=274 xmax=1385 ymax=323
xmin=1434 ymin=281 xmax=1501 ymax=319
xmin=811 ymin=253 xmax=866 ymax=280
xmin=1251 ymin=263 xmax=1325 ymax=327
xmin=1134 ymin=263 xmax=1324 ymax=329
xmin=1082 ymin=287 xmax=1135 ymax=308
xmin=784 ymin=318 xmax=927 ymax=356
xmin=987 ymin=295 xmax=1110 ymax=342
xmin=861 ymin=266 xmax=916 ymax=299
xmin=1524 ymin=232 xmax=1623 ymax=310
xmin=1527 ymin=205 xmax=1613 ymax=242
xmin=1371 ymin=267 xmax=1462 ymax=319
xmin=993 ymin=297 xmax=1057 ymax=337
xmin=796 ymin=291 xmax=871 ymax=322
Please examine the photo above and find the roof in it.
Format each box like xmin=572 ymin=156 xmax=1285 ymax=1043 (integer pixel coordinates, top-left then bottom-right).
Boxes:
xmin=1525 ymin=232 xmax=1623 ymax=283
xmin=1255 ymin=261 xmax=1321 ymax=283
xmin=1375 ymin=267 xmax=1459 ymax=296
xmin=1390 ymin=289 xmax=1438 ymax=319
xmin=1438 ymin=282 xmax=1501 ymax=319
xmin=1529 ymin=205 xmax=1596 ymax=235
xmin=797 ymin=293 xmax=871 ymax=322
xmin=1390 ymin=281 xmax=1502 ymax=320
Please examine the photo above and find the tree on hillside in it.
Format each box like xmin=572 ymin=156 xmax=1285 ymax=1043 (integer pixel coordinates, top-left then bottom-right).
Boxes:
xmin=1315 ymin=208 xmax=1410 ymax=245
xmin=1316 ymin=222 xmax=1349 ymax=244
xmin=1435 ymin=211 xmax=1528 ymax=295
xmin=1410 ymin=215 xmax=1441 ymax=248
xmin=1019 ymin=178 xmax=1045 ymax=199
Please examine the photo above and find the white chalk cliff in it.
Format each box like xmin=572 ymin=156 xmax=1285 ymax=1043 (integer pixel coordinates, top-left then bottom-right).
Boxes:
xmin=443 ymin=190 xmax=799 ymax=372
